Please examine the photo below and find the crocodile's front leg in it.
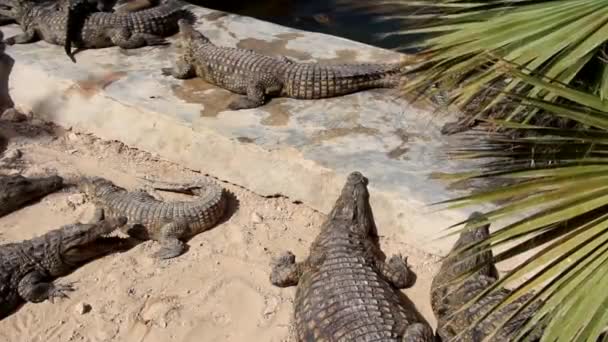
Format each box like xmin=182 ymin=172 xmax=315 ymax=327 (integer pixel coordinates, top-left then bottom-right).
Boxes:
xmin=4 ymin=28 xmax=37 ymax=45
xmin=109 ymin=28 xmax=168 ymax=49
xmin=18 ymin=271 xmax=76 ymax=303
xmin=161 ymin=56 xmax=195 ymax=79
xmin=377 ymin=254 xmax=416 ymax=289
xmin=270 ymin=251 xmax=309 ymax=287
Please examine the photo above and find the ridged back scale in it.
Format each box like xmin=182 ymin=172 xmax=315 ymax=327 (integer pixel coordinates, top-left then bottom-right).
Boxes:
xmin=293 ymin=222 xmax=420 ymax=341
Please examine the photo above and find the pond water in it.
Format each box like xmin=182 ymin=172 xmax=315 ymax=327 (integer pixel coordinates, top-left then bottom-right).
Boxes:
xmin=198 ymin=0 xmax=424 ymax=53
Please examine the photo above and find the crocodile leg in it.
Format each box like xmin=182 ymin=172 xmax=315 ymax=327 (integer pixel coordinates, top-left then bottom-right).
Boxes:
xmin=18 ymin=271 xmax=76 ymax=303
xmin=377 ymin=254 xmax=416 ymax=289
xmin=4 ymin=29 xmax=37 ymax=45
xmin=109 ymin=28 xmax=168 ymax=49
xmin=227 ymin=74 xmax=286 ymax=110
xmin=228 ymin=81 xmax=267 ymax=110
xmin=161 ymin=56 xmax=195 ymax=79
xmin=402 ymin=323 xmax=435 ymax=342
xmin=150 ymin=221 xmax=187 ymax=259
xmin=270 ymin=251 xmax=308 ymax=287
xmin=90 ymin=206 xmax=105 ymax=222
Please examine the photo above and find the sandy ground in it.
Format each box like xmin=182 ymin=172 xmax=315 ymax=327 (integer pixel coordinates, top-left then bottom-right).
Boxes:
xmin=0 ymin=116 xmax=440 ymax=342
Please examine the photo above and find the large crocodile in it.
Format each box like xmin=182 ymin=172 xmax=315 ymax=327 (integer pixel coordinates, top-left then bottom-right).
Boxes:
xmin=162 ymin=20 xmax=407 ymax=110
xmin=78 ymin=176 xmax=227 ymax=259
xmin=0 ymin=0 xmax=195 ymax=62
xmin=0 ymin=174 xmax=63 ymax=218
xmin=431 ymin=212 xmax=543 ymax=341
xmin=0 ymin=216 xmax=128 ymax=319
xmin=270 ymin=171 xmax=434 ymax=341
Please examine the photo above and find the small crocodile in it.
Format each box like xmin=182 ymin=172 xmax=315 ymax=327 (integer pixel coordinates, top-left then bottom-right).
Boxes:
xmin=78 ymin=176 xmax=227 ymax=259
xmin=162 ymin=20 xmax=407 ymax=110
xmin=0 ymin=216 xmax=128 ymax=319
xmin=0 ymin=174 xmax=63 ymax=218
xmin=0 ymin=0 xmax=195 ymax=62
xmin=270 ymin=171 xmax=434 ymax=341
xmin=431 ymin=212 xmax=543 ymax=341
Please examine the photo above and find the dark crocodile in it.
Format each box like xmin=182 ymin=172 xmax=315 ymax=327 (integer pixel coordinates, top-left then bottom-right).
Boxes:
xmin=0 ymin=174 xmax=63 ymax=218
xmin=0 ymin=216 xmax=128 ymax=319
xmin=78 ymin=176 xmax=227 ymax=259
xmin=431 ymin=212 xmax=543 ymax=341
xmin=0 ymin=0 xmax=195 ymax=62
xmin=162 ymin=20 xmax=406 ymax=110
xmin=270 ymin=171 xmax=434 ymax=341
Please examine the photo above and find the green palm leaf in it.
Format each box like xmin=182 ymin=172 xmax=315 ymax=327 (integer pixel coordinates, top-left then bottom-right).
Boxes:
xmin=351 ymin=0 xmax=608 ymax=127
xmin=440 ymin=65 xmax=608 ymax=341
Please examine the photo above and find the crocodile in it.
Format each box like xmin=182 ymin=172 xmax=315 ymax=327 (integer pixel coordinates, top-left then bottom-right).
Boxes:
xmin=0 ymin=0 xmax=195 ymax=62
xmin=0 ymin=174 xmax=63 ymax=218
xmin=270 ymin=171 xmax=434 ymax=341
xmin=0 ymin=216 xmax=128 ymax=319
xmin=78 ymin=176 xmax=227 ymax=259
xmin=162 ymin=20 xmax=407 ymax=110
xmin=431 ymin=212 xmax=543 ymax=341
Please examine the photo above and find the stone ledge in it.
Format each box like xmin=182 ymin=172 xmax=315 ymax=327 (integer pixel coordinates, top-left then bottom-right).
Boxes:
xmin=2 ymin=6 xmax=478 ymax=256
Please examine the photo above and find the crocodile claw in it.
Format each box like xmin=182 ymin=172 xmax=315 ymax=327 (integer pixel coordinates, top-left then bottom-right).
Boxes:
xmin=48 ymin=282 xmax=77 ymax=303
xmin=161 ymin=67 xmax=173 ymax=76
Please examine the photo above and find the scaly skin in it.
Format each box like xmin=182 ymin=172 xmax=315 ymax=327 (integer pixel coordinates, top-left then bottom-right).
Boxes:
xmin=163 ymin=20 xmax=406 ymax=110
xmin=270 ymin=172 xmax=434 ymax=342
xmin=63 ymin=0 xmax=167 ymax=61
xmin=0 ymin=217 xmax=128 ymax=319
xmin=0 ymin=0 xmax=195 ymax=61
xmin=79 ymin=176 xmax=227 ymax=259
xmin=0 ymin=174 xmax=63 ymax=218
xmin=431 ymin=212 xmax=543 ymax=341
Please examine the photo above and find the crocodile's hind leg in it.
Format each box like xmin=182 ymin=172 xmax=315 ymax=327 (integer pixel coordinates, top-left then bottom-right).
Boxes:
xmin=109 ymin=28 xmax=168 ymax=49
xmin=402 ymin=323 xmax=435 ymax=342
xmin=151 ymin=220 xmax=189 ymax=259
xmin=270 ymin=251 xmax=309 ymax=287
xmin=228 ymin=76 xmax=282 ymax=110
xmin=378 ymin=254 xmax=416 ymax=289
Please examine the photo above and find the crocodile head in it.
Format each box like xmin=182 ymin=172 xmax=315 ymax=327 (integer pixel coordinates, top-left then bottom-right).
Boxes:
xmin=0 ymin=0 xmax=35 ymax=23
xmin=78 ymin=176 xmax=124 ymax=199
xmin=1 ymin=175 xmax=63 ymax=213
xmin=327 ymin=171 xmax=379 ymax=239
xmin=51 ymin=217 xmax=129 ymax=272
xmin=174 ymin=18 xmax=210 ymax=49
xmin=442 ymin=212 xmax=498 ymax=279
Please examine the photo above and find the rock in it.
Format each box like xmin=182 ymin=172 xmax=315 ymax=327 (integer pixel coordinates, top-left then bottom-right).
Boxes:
xmin=66 ymin=193 xmax=86 ymax=208
xmin=1 ymin=108 xmax=27 ymax=122
xmin=67 ymin=132 xmax=79 ymax=141
xmin=2 ymin=149 xmax=21 ymax=160
xmin=74 ymin=302 xmax=92 ymax=315
xmin=251 ymin=212 xmax=263 ymax=224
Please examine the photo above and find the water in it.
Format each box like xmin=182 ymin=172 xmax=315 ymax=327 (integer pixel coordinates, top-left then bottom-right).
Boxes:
xmin=198 ymin=0 xmax=424 ymax=53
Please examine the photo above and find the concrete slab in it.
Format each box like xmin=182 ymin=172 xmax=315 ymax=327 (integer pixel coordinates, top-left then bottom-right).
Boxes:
xmin=1 ymin=6 xmax=481 ymax=256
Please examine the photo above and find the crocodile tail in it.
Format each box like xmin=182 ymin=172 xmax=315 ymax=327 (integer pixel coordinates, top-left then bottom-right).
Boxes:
xmin=383 ymin=58 xmax=413 ymax=88
xmin=63 ymin=0 xmax=98 ymax=63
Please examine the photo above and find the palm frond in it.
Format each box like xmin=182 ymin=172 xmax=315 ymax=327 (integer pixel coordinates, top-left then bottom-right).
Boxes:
xmin=346 ymin=0 xmax=608 ymax=128
xmin=441 ymin=64 xmax=608 ymax=341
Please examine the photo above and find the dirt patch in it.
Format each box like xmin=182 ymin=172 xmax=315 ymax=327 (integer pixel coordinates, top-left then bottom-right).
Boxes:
xmin=171 ymin=79 xmax=239 ymax=117
xmin=66 ymin=71 xmax=128 ymax=99
xmin=237 ymin=35 xmax=312 ymax=61
xmin=0 ymin=117 xmax=439 ymax=341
